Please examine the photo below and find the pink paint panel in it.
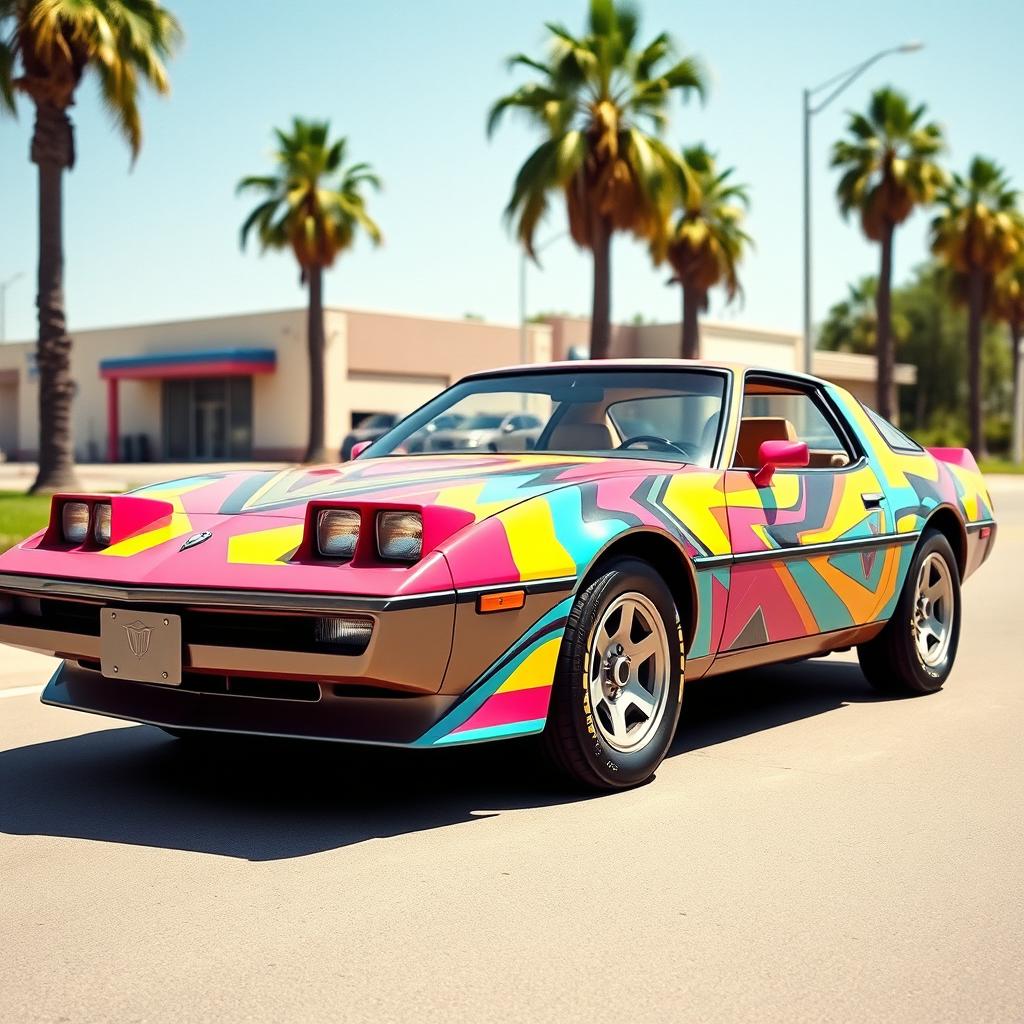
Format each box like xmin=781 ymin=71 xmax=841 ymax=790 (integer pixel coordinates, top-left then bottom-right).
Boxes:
xmin=109 ymin=496 xmax=175 ymax=544
xmin=453 ymin=685 xmax=552 ymax=733
xmin=719 ymin=564 xmax=808 ymax=648
xmin=442 ymin=515 xmax=522 ymax=588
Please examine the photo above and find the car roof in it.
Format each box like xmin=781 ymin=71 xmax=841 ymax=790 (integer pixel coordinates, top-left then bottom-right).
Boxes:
xmin=459 ymin=358 xmax=829 ymax=388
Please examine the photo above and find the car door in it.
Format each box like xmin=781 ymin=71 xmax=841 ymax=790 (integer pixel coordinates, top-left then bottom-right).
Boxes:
xmin=719 ymin=374 xmax=895 ymax=654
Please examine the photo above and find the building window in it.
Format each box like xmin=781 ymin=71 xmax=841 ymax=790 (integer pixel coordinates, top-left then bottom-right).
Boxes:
xmin=162 ymin=377 xmax=253 ymax=460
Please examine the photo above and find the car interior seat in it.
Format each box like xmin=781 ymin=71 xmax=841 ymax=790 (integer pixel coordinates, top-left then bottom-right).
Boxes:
xmin=733 ymin=416 xmax=797 ymax=468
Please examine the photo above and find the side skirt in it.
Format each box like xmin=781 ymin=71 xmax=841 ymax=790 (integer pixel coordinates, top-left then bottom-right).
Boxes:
xmin=703 ymin=621 xmax=886 ymax=677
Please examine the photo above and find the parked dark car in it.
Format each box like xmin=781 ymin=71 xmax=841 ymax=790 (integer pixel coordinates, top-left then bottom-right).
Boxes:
xmin=341 ymin=412 xmax=400 ymax=461
xmin=403 ymin=413 xmax=467 ymax=453
xmin=422 ymin=411 xmax=544 ymax=452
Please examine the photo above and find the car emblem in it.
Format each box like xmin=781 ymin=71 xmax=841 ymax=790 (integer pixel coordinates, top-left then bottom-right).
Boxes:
xmin=123 ymin=620 xmax=152 ymax=659
xmin=180 ymin=531 xmax=213 ymax=552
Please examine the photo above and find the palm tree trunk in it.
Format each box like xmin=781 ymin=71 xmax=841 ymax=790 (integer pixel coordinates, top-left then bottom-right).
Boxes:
xmin=875 ymin=223 xmax=895 ymax=421
xmin=681 ymin=284 xmax=702 ymax=360
xmin=966 ymin=267 xmax=986 ymax=458
xmin=29 ymin=102 xmax=79 ymax=493
xmin=304 ymin=265 xmax=330 ymax=463
xmin=1011 ymin=319 xmax=1022 ymax=463
xmin=589 ymin=214 xmax=612 ymax=359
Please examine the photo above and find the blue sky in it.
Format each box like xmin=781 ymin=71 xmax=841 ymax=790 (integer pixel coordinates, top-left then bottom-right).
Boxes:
xmin=2 ymin=0 xmax=1022 ymax=344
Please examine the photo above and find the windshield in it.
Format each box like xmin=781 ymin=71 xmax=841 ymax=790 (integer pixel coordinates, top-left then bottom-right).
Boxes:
xmin=463 ymin=413 xmax=504 ymax=429
xmin=362 ymin=368 xmax=728 ymax=465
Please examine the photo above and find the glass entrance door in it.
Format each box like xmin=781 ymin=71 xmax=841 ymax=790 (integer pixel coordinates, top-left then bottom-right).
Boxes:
xmin=194 ymin=380 xmax=228 ymax=459
xmin=162 ymin=377 xmax=252 ymax=460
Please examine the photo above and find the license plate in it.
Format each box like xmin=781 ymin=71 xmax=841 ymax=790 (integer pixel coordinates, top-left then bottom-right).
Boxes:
xmin=100 ymin=608 xmax=182 ymax=685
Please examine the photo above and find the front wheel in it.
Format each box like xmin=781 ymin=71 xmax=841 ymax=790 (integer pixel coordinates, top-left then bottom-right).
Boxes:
xmin=857 ymin=529 xmax=961 ymax=695
xmin=544 ymin=558 xmax=683 ymax=789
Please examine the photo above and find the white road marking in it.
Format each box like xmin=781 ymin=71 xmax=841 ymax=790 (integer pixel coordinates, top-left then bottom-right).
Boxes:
xmin=0 ymin=684 xmax=44 ymax=699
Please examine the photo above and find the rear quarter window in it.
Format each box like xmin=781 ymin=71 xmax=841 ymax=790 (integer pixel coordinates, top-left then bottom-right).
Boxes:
xmin=862 ymin=405 xmax=923 ymax=453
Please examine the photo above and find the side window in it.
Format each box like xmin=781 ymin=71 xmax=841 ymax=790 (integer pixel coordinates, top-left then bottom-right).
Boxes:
xmin=733 ymin=382 xmax=854 ymax=469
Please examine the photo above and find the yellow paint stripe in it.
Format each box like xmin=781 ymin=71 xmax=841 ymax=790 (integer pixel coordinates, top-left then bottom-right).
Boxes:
xmin=228 ymin=524 xmax=304 ymax=565
xmin=496 ymin=637 xmax=561 ymax=693
xmin=100 ymin=494 xmax=193 ymax=558
xmin=501 ymin=501 xmax=575 ymax=581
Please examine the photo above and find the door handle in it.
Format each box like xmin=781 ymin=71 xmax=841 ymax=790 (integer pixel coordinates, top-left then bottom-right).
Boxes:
xmin=861 ymin=492 xmax=886 ymax=508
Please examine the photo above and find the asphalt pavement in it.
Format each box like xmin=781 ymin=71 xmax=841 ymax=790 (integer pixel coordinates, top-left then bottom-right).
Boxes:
xmin=1 ymin=478 xmax=1022 ymax=1023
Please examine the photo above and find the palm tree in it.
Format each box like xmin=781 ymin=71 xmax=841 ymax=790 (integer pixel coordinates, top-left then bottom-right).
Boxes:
xmin=931 ymin=157 xmax=1023 ymax=456
xmin=992 ymin=253 xmax=1024 ymax=460
xmin=0 ymin=0 xmax=181 ymax=492
xmin=487 ymin=0 xmax=705 ymax=358
xmin=655 ymin=145 xmax=751 ymax=359
xmin=238 ymin=119 xmax=381 ymax=463
xmin=831 ymin=87 xmax=944 ymax=421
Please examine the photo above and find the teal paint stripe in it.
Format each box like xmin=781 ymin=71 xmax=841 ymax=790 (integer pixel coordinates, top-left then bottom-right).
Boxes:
xmin=785 ymin=559 xmax=854 ymax=632
xmin=879 ymin=544 xmax=916 ymax=619
xmin=433 ymin=718 xmax=547 ymax=746
xmin=828 ymin=548 xmax=886 ymax=591
xmin=414 ymin=596 xmax=573 ymax=746
xmin=547 ymin=488 xmax=630 ymax=572
xmin=692 ymin=569 xmax=715 ymax=659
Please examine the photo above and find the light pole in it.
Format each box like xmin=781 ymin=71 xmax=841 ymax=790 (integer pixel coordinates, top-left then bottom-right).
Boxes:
xmin=802 ymin=41 xmax=923 ymax=375
xmin=519 ymin=232 xmax=568 ymax=364
xmin=0 ymin=272 xmax=25 ymax=344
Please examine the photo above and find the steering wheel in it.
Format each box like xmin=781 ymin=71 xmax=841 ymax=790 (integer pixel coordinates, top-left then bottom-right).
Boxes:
xmin=618 ymin=435 xmax=697 ymax=458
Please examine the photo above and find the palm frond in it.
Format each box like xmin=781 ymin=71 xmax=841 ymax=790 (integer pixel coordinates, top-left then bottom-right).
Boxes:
xmin=5 ymin=0 xmax=181 ymax=156
xmin=832 ymin=86 xmax=945 ymax=237
xmin=237 ymin=119 xmax=382 ymax=272
xmin=0 ymin=36 xmax=15 ymax=113
xmin=489 ymin=0 xmax=706 ymax=259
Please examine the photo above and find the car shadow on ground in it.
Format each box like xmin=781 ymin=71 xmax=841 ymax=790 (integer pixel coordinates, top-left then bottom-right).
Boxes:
xmin=0 ymin=656 xmax=882 ymax=861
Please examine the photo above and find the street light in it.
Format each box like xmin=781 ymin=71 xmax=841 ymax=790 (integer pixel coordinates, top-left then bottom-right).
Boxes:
xmin=0 ymin=272 xmax=26 ymax=344
xmin=519 ymin=231 xmax=568 ymax=364
xmin=802 ymin=41 xmax=924 ymax=375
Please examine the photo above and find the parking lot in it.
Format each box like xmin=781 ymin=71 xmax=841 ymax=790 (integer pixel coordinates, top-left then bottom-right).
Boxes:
xmin=1 ymin=477 xmax=1021 ymax=1024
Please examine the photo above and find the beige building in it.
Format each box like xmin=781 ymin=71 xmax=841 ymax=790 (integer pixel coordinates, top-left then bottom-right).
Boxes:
xmin=0 ymin=307 xmax=913 ymax=463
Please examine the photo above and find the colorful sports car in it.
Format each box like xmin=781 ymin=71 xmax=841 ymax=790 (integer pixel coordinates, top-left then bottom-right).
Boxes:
xmin=0 ymin=361 xmax=997 ymax=788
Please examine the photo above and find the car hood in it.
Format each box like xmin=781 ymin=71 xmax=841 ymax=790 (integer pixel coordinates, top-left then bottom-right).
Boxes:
xmin=126 ymin=453 xmax=682 ymax=520
xmin=0 ymin=453 xmax=688 ymax=596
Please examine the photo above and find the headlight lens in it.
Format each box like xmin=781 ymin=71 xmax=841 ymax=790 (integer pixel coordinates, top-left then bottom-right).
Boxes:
xmin=61 ymin=502 xmax=91 ymax=544
xmin=377 ymin=511 xmax=422 ymax=561
xmin=317 ymin=509 xmax=360 ymax=558
xmin=93 ymin=503 xmax=112 ymax=546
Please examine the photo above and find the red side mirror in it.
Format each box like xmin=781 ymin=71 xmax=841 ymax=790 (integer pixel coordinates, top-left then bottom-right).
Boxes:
xmin=349 ymin=440 xmax=372 ymax=461
xmin=752 ymin=440 xmax=809 ymax=487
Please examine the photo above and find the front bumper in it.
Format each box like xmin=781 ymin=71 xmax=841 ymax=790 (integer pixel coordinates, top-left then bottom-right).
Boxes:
xmin=41 ymin=660 xmax=461 ymax=746
xmin=2 ymin=571 xmax=574 ymax=746
xmin=0 ymin=572 xmax=456 ymax=697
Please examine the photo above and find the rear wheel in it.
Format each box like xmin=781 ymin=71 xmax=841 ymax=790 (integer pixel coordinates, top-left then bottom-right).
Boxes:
xmin=857 ymin=529 xmax=961 ymax=695
xmin=544 ymin=558 xmax=683 ymax=789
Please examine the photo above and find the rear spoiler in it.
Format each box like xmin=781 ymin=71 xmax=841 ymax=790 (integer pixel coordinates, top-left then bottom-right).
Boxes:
xmin=926 ymin=447 xmax=981 ymax=473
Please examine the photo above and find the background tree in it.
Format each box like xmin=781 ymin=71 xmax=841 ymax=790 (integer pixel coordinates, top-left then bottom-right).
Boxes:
xmin=0 ymin=0 xmax=181 ymax=492
xmin=820 ymin=261 xmax=1012 ymax=450
xmin=820 ymin=277 xmax=878 ymax=356
xmin=831 ymin=86 xmax=944 ymax=421
xmin=238 ymin=119 xmax=381 ymax=463
xmin=655 ymin=144 xmax=750 ymax=358
xmin=931 ymin=156 xmax=1023 ymax=456
xmin=488 ymin=0 xmax=705 ymax=358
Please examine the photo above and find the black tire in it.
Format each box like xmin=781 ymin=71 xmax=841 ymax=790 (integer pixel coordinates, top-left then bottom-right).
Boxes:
xmin=857 ymin=529 xmax=961 ymax=696
xmin=544 ymin=557 xmax=684 ymax=789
